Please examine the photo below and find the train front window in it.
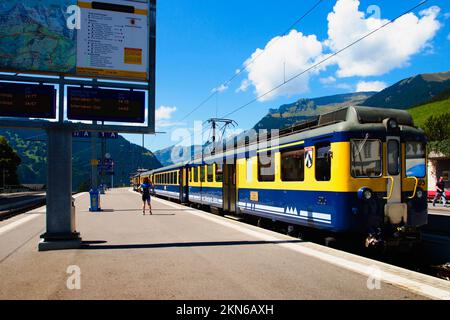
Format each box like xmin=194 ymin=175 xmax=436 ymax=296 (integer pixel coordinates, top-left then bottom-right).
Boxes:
xmin=387 ymin=140 xmax=400 ymax=176
xmin=281 ymin=148 xmax=305 ymax=181
xmin=406 ymin=142 xmax=426 ymax=178
xmin=351 ymin=140 xmax=382 ymax=178
xmin=315 ymin=143 xmax=331 ymax=181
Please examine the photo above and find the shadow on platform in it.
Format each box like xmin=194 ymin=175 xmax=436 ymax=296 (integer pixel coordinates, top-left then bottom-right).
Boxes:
xmin=80 ymin=239 xmax=303 ymax=250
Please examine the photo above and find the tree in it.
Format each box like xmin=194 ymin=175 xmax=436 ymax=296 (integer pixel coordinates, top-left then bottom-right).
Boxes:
xmin=0 ymin=136 xmax=22 ymax=187
xmin=423 ymin=113 xmax=450 ymax=156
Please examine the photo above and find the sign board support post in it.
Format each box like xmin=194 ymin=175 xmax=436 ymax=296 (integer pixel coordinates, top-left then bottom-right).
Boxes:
xmin=39 ymin=127 xmax=81 ymax=251
xmin=91 ymin=132 xmax=98 ymax=190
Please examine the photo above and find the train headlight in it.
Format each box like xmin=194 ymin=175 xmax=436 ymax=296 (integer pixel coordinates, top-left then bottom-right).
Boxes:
xmin=388 ymin=119 xmax=398 ymax=130
xmin=363 ymin=189 xmax=373 ymax=200
xmin=416 ymin=189 xmax=423 ymax=199
xmin=358 ymin=187 xmax=373 ymax=201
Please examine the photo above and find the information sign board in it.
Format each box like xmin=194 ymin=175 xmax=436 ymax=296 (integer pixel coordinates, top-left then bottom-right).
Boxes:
xmin=0 ymin=83 xmax=56 ymax=119
xmin=67 ymin=87 xmax=145 ymax=123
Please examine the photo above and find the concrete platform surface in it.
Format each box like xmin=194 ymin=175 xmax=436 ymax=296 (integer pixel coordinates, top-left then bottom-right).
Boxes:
xmin=0 ymin=188 xmax=449 ymax=300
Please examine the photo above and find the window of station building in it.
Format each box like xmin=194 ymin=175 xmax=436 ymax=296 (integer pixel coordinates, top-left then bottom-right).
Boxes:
xmin=406 ymin=142 xmax=426 ymax=178
xmin=207 ymin=164 xmax=214 ymax=182
xmin=200 ymin=166 xmax=205 ymax=182
xmin=315 ymin=143 xmax=331 ymax=181
xmin=215 ymin=163 xmax=223 ymax=182
xmin=258 ymin=151 xmax=275 ymax=182
xmin=387 ymin=140 xmax=400 ymax=176
xmin=246 ymin=158 xmax=253 ymax=183
xmin=281 ymin=148 xmax=305 ymax=181
xmin=351 ymin=140 xmax=382 ymax=178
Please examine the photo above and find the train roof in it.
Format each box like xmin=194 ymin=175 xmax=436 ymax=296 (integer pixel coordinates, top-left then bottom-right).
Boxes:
xmin=139 ymin=106 xmax=423 ymax=174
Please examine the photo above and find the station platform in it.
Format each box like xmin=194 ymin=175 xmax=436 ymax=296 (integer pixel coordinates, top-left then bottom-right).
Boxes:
xmin=0 ymin=188 xmax=449 ymax=300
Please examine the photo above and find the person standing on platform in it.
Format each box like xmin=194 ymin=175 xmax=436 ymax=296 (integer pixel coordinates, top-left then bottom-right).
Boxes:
xmin=433 ymin=176 xmax=447 ymax=207
xmin=140 ymin=177 xmax=154 ymax=215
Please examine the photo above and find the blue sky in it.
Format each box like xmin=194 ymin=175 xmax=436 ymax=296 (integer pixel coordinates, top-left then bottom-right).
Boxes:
xmin=124 ymin=0 xmax=450 ymax=152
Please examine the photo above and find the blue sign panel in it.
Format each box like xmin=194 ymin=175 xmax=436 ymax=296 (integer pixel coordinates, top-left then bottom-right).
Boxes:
xmin=98 ymin=158 xmax=114 ymax=175
xmin=67 ymin=87 xmax=145 ymax=123
xmin=0 ymin=82 xmax=56 ymax=119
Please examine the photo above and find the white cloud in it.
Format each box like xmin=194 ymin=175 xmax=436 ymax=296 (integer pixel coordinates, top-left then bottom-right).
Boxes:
xmin=236 ymin=79 xmax=250 ymax=92
xmin=319 ymin=76 xmax=336 ymax=84
xmin=156 ymin=106 xmax=177 ymax=121
xmin=155 ymin=106 xmax=185 ymax=128
xmin=447 ymin=34 xmax=450 ymax=40
xmin=242 ymin=30 xmax=324 ymax=101
xmin=326 ymin=0 xmax=441 ymax=78
xmin=212 ymin=84 xmax=228 ymax=93
xmin=356 ymin=80 xmax=387 ymax=92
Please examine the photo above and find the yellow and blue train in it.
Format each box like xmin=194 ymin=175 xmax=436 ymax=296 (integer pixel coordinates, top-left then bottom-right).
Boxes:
xmin=133 ymin=106 xmax=428 ymax=248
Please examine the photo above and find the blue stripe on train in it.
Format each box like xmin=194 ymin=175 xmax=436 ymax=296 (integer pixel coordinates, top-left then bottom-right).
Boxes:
xmin=238 ymin=188 xmax=355 ymax=232
xmin=189 ymin=186 xmax=223 ymax=207
xmin=154 ymin=185 xmax=180 ymax=199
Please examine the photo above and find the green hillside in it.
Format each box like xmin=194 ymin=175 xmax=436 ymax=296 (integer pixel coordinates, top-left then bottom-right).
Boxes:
xmin=408 ymin=98 xmax=450 ymax=128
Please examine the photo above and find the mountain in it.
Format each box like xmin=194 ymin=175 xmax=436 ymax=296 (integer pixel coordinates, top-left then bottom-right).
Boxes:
xmin=361 ymin=71 xmax=450 ymax=109
xmin=0 ymin=128 xmax=162 ymax=191
xmin=253 ymin=92 xmax=375 ymax=130
xmin=154 ymin=144 xmax=203 ymax=167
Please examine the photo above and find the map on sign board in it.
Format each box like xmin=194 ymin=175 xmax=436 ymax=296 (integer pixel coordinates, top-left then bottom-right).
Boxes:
xmin=0 ymin=0 xmax=149 ymax=81
xmin=0 ymin=0 xmax=77 ymax=74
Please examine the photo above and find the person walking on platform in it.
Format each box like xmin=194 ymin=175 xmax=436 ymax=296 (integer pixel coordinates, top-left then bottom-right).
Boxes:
xmin=140 ymin=177 xmax=154 ymax=215
xmin=433 ymin=176 xmax=447 ymax=207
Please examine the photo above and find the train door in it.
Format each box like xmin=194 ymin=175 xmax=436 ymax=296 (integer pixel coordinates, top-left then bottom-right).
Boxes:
xmin=180 ymin=168 xmax=188 ymax=203
xmin=223 ymin=164 xmax=237 ymax=213
xmin=385 ymin=136 xmax=406 ymax=224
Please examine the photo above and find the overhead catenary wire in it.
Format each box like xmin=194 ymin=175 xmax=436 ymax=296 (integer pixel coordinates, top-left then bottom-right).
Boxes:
xmin=178 ymin=0 xmax=326 ymax=121
xmin=221 ymin=0 xmax=429 ymax=119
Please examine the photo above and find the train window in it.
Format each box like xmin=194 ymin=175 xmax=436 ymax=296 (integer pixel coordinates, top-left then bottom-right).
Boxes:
xmin=351 ymin=140 xmax=382 ymax=177
xmin=207 ymin=165 xmax=214 ymax=182
xmin=194 ymin=167 xmax=199 ymax=182
xmin=200 ymin=166 xmax=205 ymax=182
xmin=387 ymin=140 xmax=400 ymax=175
xmin=281 ymin=148 xmax=305 ymax=181
xmin=174 ymin=172 xmax=178 ymax=184
xmin=258 ymin=151 xmax=275 ymax=182
xmin=246 ymin=159 xmax=253 ymax=183
xmin=315 ymin=143 xmax=331 ymax=181
xmin=215 ymin=163 xmax=223 ymax=182
xmin=406 ymin=142 xmax=426 ymax=178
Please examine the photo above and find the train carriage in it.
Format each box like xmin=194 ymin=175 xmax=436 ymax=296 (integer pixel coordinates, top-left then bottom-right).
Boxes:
xmin=141 ymin=106 xmax=428 ymax=248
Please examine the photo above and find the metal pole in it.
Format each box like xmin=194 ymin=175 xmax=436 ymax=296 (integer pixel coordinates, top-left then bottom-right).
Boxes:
xmin=91 ymin=129 xmax=98 ymax=189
